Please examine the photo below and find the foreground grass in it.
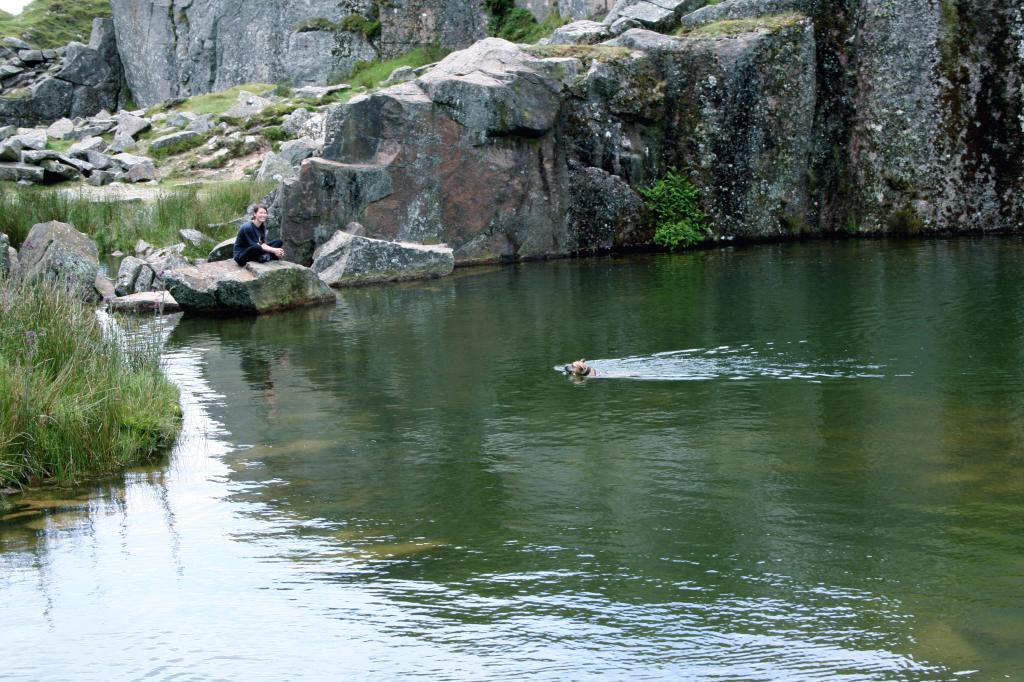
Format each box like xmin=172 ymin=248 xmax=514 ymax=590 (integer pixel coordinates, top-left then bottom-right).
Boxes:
xmin=0 ymin=279 xmax=181 ymax=492
xmin=0 ymin=180 xmax=276 ymax=259
xmin=0 ymin=0 xmax=110 ymax=48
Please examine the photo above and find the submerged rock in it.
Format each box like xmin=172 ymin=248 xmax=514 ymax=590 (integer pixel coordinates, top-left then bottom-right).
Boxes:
xmin=164 ymin=260 xmax=335 ymax=315
xmin=311 ymin=231 xmax=455 ymax=287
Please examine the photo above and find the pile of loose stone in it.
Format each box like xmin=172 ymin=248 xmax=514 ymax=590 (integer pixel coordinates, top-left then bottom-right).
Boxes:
xmin=0 ymin=85 xmax=338 ymax=187
xmin=0 ymin=36 xmax=63 ymax=93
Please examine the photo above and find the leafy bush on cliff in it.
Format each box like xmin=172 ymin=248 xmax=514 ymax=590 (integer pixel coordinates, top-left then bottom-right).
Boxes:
xmin=0 ymin=0 xmax=110 ymax=48
xmin=0 ymin=278 xmax=181 ymax=491
xmin=639 ymin=169 xmax=710 ymax=250
xmin=485 ymin=0 xmax=566 ymax=43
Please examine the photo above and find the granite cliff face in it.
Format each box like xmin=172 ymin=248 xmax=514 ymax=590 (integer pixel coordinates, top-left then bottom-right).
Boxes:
xmin=272 ymin=0 xmax=1022 ymax=265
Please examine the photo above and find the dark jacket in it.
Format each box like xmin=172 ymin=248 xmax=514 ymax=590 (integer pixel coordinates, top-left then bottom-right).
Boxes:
xmin=233 ymin=220 xmax=266 ymax=261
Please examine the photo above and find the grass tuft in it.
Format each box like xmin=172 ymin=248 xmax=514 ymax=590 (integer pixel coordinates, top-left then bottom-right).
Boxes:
xmin=344 ymin=45 xmax=450 ymax=90
xmin=0 ymin=278 xmax=181 ymax=491
xmin=677 ymin=12 xmax=806 ymax=38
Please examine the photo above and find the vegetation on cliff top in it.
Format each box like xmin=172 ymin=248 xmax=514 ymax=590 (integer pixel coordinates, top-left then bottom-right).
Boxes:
xmin=0 ymin=0 xmax=111 ymax=48
xmin=0 ymin=278 xmax=181 ymax=494
xmin=485 ymin=0 xmax=566 ymax=43
xmin=676 ymin=12 xmax=806 ymax=38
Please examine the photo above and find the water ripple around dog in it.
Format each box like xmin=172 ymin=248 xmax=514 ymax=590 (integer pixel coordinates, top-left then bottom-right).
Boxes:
xmin=557 ymin=341 xmax=891 ymax=382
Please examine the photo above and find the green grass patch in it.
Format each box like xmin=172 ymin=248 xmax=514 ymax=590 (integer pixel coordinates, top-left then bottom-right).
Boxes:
xmin=150 ymin=83 xmax=276 ymax=118
xmin=0 ymin=278 xmax=181 ymax=491
xmin=0 ymin=0 xmax=110 ymax=48
xmin=45 ymin=138 xmax=75 ymax=153
xmin=677 ymin=12 xmax=806 ymax=38
xmin=346 ymin=45 xmax=450 ymax=90
xmin=639 ymin=169 xmax=711 ymax=250
xmin=0 ymin=179 xmax=276 ymax=259
xmin=485 ymin=0 xmax=566 ymax=43
xmin=524 ymin=44 xmax=633 ymax=64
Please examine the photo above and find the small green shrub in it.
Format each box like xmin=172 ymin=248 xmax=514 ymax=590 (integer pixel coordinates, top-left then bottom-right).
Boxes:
xmin=346 ymin=45 xmax=450 ymax=90
xmin=261 ymin=125 xmax=289 ymax=142
xmin=485 ymin=0 xmax=566 ymax=43
xmin=639 ymin=169 xmax=710 ymax=250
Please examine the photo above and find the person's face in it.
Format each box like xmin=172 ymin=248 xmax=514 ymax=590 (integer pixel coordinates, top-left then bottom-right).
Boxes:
xmin=254 ymin=207 xmax=268 ymax=223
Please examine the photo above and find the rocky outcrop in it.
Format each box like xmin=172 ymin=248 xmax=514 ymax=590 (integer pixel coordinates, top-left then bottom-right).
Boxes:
xmin=109 ymin=1 xmax=630 ymax=105
xmin=17 ymin=220 xmax=100 ymax=301
xmin=0 ymin=231 xmax=11 ymax=279
xmin=279 ymin=26 xmax=816 ymax=263
xmin=274 ymin=0 xmax=1021 ymax=260
xmin=164 ymin=260 xmax=336 ymax=315
xmin=0 ymin=19 xmax=127 ymax=127
xmin=311 ymin=230 xmax=454 ymax=286
xmin=110 ymin=1 xmax=380 ymax=107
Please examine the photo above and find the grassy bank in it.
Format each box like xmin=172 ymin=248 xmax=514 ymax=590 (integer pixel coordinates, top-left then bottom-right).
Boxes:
xmin=0 ymin=278 xmax=181 ymax=493
xmin=0 ymin=180 xmax=276 ymax=259
xmin=0 ymin=0 xmax=110 ymax=48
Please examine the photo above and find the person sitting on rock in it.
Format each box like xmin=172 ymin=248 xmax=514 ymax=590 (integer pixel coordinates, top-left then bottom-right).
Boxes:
xmin=233 ymin=204 xmax=284 ymax=265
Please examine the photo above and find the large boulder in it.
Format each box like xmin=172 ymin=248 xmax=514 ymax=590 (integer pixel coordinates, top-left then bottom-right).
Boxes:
xmin=0 ymin=162 xmax=43 ymax=182
xmin=163 ymin=260 xmax=336 ymax=315
xmin=311 ymin=231 xmax=455 ymax=286
xmin=114 ymin=255 xmax=147 ymax=296
xmin=17 ymin=221 xmax=100 ymax=301
xmin=148 ymin=130 xmax=203 ymax=154
xmin=207 ymin=237 xmax=235 ymax=262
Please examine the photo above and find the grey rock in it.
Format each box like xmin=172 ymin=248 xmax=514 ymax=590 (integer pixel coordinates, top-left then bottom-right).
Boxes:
xmin=85 ymin=149 xmax=113 ymax=169
xmin=311 ymin=231 xmax=455 ymax=287
xmin=145 ymin=243 xmax=189 ymax=279
xmin=21 ymin=149 xmax=61 ymax=163
xmin=115 ymin=255 xmax=146 ymax=296
xmin=541 ymin=20 xmax=611 ymax=45
xmin=163 ymin=260 xmax=336 ymax=316
xmin=108 ymin=290 xmax=181 ymax=314
xmin=148 ymin=130 xmax=203 ymax=153
xmin=280 ymin=108 xmax=312 ymax=136
xmin=18 ymin=49 xmax=44 ymax=64
xmin=115 ymin=112 xmax=151 ymax=139
xmin=382 ymin=66 xmax=416 ymax=88
xmin=56 ymin=42 xmax=111 ymax=86
xmin=11 ymin=130 xmax=46 ymax=150
xmin=3 ymin=37 xmax=31 ymax=51
xmin=277 ymin=137 xmax=318 ymax=165
xmin=0 ymin=125 xmax=16 ymax=141
xmin=256 ymin=152 xmax=299 ymax=182
xmin=46 ymin=117 xmax=75 ymax=139
xmin=67 ymin=124 xmax=112 ymax=140
xmin=112 ymin=153 xmax=157 ymax=181
xmin=207 ymin=238 xmax=235 ymax=263
xmin=40 ymin=160 xmax=81 ymax=182
xmin=179 ymin=228 xmax=211 ymax=248
xmin=678 ymin=0 xmax=803 ymax=29
xmin=165 ymin=111 xmax=196 ymax=128
xmin=134 ymin=240 xmax=153 ymax=256
xmin=68 ymin=136 xmax=107 ymax=157
xmin=17 ymin=221 xmax=100 ymax=302
xmin=41 ymin=49 xmax=57 ymax=60
xmin=0 ymin=63 xmax=23 ymax=78
xmin=6 ymin=245 xmax=18 ymax=280
xmin=132 ymin=265 xmax=155 ymax=293
xmin=86 ymin=170 xmax=117 ymax=186
xmin=0 ymin=141 xmax=22 ymax=162
xmin=107 ymin=133 xmax=136 ymax=153
xmin=185 ymin=114 xmax=213 ymax=133
xmin=0 ymin=162 xmax=42 ymax=182
xmin=222 ymin=91 xmax=272 ymax=120
xmin=292 ymin=83 xmax=351 ymax=100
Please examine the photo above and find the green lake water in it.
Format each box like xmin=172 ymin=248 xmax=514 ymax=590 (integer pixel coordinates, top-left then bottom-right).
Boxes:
xmin=2 ymin=239 xmax=1023 ymax=680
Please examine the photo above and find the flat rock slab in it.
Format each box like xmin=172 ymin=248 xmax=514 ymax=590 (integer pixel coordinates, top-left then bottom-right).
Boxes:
xmin=108 ymin=291 xmax=181 ymax=314
xmin=312 ymin=231 xmax=455 ymax=287
xmin=164 ymin=259 xmax=336 ymax=315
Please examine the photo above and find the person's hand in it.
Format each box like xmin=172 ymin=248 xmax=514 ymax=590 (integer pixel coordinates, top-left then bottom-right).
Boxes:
xmin=273 ymin=247 xmax=285 ymax=259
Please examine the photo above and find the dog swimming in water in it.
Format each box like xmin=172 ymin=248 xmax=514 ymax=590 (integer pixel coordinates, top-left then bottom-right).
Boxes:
xmin=564 ymin=359 xmax=598 ymax=377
